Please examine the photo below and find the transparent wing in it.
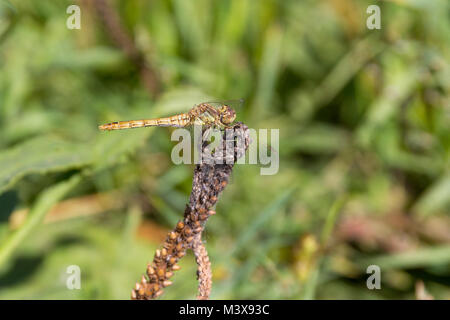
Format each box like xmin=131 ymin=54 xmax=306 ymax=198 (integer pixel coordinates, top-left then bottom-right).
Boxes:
xmin=194 ymin=99 xmax=245 ymax=112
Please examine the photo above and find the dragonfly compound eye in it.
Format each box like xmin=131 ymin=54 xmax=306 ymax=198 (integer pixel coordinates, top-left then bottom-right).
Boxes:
xmin=220 ymin=106 xmax=236 ymax=125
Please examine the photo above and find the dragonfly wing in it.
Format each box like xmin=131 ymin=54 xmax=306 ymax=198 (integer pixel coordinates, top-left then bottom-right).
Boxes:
xmin=201 ymin=99 xmax=245 ymax=112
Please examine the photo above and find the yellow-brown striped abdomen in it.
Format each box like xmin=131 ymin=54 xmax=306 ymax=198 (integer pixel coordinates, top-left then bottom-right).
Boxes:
xmin=99 ymin=113 xmax=191 ymax=131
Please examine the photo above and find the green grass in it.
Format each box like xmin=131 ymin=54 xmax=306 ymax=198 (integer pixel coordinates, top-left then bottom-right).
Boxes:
xmin=0 ymin=0 xmax=449 ymax=299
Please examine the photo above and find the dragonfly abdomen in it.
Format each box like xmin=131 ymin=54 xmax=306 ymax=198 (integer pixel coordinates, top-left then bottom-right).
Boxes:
xmin=98 ymin=113 xmax=191 ymax=131
xmin=149 ymin=113 xmax=191 ymax=127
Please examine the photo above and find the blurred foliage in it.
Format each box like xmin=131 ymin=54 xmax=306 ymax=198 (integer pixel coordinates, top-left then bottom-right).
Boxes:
xmin=0 ymin=0 xmax=449 ymax=299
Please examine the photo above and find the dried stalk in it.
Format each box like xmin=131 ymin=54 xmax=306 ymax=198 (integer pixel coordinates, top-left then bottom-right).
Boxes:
xmin=192 ymin=233 xmax=212 ymax=300
xmin=132 ymin=123 xmax=250 ymax=300
xmin=92 ymin=0 xmax=160 ymax=96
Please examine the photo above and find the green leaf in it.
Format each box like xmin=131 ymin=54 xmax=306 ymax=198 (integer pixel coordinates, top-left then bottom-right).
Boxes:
xmin=230 ymin=187 xmax=295 ymax=256
xmin=0 ymin=0 xmax=16 ymax=14
xmin=413 ymin=173 xmax=450 ymax=216
xmin=0 ymin=174 xmax=82 ymax=268
xmin=253 ymin=25 xmax=283 ymax=117
xmin=283 ymin=124 xmax=349 ymax=155
xmin=357 ymin=63 xmax=423 ymax=147
xmin=0 ymin=136 xmax=92 ymax=195
xmin=321 ymin=196 xmax=346 ymax=246
xmin=358 ymin=245 xmax=450 ymax=270
xmin=313 ymin=34 xmax=385 ymax=110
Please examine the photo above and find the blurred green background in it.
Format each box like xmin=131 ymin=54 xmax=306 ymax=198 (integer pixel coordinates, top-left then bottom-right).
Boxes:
xmin=0 ymin=0 xmax=449 ymax=299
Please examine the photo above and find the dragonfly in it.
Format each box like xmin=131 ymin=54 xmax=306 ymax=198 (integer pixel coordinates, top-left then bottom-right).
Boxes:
xmin=98 ymin=100 xmax=243 ymax=132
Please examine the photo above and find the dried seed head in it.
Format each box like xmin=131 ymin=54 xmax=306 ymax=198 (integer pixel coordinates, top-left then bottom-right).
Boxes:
xmin=147 ymin=265 xmax=155 ymax=275
xmin=172 ymin=264 xmax=181 ymax=271
xmin=131 ymin=290 xmax=137 ymax=300
xmin=130 ymin=123 xmax=250 ymax=300
xmin=194 ymin=227 xmax=203 ymax=233
xmin=154 ymin=290 xmax=164 ymax=298
xmin=157 ymin=268 xmax=165 ymax=278
xmin=135 ymin=283 xmax=141 ymax=291
xmin=163 ymin=280 xmax=172 ymax=287
xmin=176 ymin=221 xmax=184 ymax=230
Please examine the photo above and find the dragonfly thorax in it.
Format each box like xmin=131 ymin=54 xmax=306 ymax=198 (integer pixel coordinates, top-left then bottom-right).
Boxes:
xmin=194 ymin=110 xmax=216 ymax=126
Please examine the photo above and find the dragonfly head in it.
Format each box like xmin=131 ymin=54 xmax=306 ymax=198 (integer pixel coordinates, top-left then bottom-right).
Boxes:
xmin=219 ymin=105 xmax=236 ymax=125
